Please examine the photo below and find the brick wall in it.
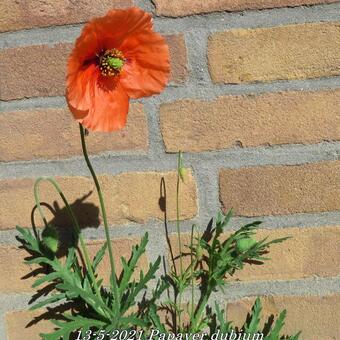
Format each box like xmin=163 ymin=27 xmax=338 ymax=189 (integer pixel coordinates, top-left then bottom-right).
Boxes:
xmin=0 ymin=1 xmax=339 ymax=339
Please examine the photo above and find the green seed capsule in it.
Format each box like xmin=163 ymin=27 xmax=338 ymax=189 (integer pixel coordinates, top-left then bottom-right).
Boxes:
xmin=107 ymin=57 xmax=124 ymax=69
xmin=236 ymin=238 xmax=257 ymax=253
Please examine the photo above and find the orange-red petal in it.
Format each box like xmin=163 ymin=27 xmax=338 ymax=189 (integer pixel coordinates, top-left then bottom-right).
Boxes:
xmin=66 ymin=7 xmax=170 ymax=132
xmin=119 ymin=31 xmax=170 ymax=98
xmin=66 ymin=63 xmax=98 ymax=111
xmin=103 ymin=7 xmax=153 ymax=48
xmin=77 ymin=80 xmax=129 ymax=132
xmin=68 ymin=7 xmax=153 ymax=68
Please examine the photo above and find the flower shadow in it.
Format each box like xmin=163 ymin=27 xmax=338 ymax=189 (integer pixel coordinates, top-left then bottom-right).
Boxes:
xmin=30 ymin=190 xmax=100 ymax=258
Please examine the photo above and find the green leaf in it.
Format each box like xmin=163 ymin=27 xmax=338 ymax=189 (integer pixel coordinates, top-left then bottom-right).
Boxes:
xmin=40 ymin=314 xmax=106 ymax=340
xmin=266 ymin=309 xmax=287 ymax=340
xmin=149 ymin=305 xmax=167 ymax=333
xmin=92 ymin=241 xmax=107 ymax=271
xmin=118 ymin=233 xmax=149 ymax=296
xmin=215 ymin=302 xmax=232 ymax=333
xmin=65 ymin=247 xmax=76 ymax=269
xmin=244 ymin=298 xmax=262 ymax=333
xmin=287 ymin=332 xmax=302 ymax=340
xmin=16 ymin=225 xmax=42 ymax=254
xmin=32 ymin=272 xmax=60 ymax=288
xmin=120 ymin=314 xmax=148 ymax=328
xmin=29 ymin=293 xmax=67 ymax=310
xmin=122 ymin=256 xmax=161 ymax=313
xmin=25 ymin=257 xmax=53 ymax=266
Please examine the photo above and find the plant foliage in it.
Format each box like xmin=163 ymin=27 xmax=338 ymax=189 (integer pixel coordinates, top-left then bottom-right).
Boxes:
xmin=17 ymin=209 xmax=300 ymax=339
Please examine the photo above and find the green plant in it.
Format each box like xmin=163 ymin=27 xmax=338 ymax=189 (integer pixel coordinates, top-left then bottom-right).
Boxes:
xmin=16 ymin=128 xmax=301 ymax=339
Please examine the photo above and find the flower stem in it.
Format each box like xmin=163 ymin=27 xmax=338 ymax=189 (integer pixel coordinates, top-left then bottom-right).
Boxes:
xmin=79 ymin=124 xmax=120 ymax=314
xmin=190 ymin=224 xmax=195 ymax=319
xmin=176 ymin=151 xmax=184 ymax=331
xmin=33 ymin=177 xmax=103 ymax=302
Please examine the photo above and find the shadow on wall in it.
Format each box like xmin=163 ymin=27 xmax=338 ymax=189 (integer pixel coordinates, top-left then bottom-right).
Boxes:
xmin=30 ymin=190 xmax=100 ymax=257
xmin=16 ymin=191 xmax=101 ymax=333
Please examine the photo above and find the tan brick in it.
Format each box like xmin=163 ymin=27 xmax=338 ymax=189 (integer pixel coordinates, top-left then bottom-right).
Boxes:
xmin=167 ymin=226 xmax=340 ymax=281
xmin=0 ymin=0 xmax=133 ymax=32
xmin=6 ymin=309 xmax=55 ymax=340
xmin=153 ymin=0 xmax=339 ymax=16
xmin=208 ymin=23 xmax=340 ymax=84
xmin=0 ymin=104 xmax=147 ymax=162
xmin=0 ymin=35 xmax=186 ymax=100
xmin=234 ymin=226 xmax=340 ymax=281
xmin=227 ymin=295 xmax=340 ymax=340
xmin=0 ymin=171 xmax=197 ymax=230
xmin=160 ymin=89 xmax=340 ymax=152
xmin=0 ymin=237 xmax=147 ymax=293
xmin=219 ymin=161 xmax=340 ymax=216
xmin=0 ymin=244 xmax=40 ymax=293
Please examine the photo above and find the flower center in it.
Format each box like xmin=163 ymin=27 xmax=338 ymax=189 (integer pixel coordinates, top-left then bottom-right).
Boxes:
xmin=99 ymin=49 xmax=125 ymax=77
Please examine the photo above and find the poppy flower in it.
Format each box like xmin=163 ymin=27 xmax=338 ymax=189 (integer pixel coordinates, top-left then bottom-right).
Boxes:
xmin=66 ymin=7 xmax=170 ymax=132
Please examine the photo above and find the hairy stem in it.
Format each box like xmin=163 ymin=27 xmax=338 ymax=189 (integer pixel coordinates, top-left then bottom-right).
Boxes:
xmin=190 ymin=224 xmax=195 ymax=319
xmin=191 ymin=287 xmax=212 ymax=332
xmin=79 ymin=124 xmax=120 ymax=315
xmin=176 ymin=151 xmax=184 ymax=330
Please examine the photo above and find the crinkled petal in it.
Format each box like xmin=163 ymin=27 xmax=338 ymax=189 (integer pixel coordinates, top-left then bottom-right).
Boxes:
xmin=104 ymin=7 xmax=153 ymax=47
xmin=119 ymin=31 xmax=170 ymax=98
xmin=78 ymin=80 xmax=129 ymax=132
xmin=66 ymin=63 xmax=98 ymax=111
xmin=68 ymin=7 xmax=153 ymax=70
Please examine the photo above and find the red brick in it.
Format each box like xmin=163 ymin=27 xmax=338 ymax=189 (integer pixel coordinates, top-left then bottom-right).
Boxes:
xmin=0 ymin=43 xmax=70 ymax=100
xmin=0 ymin=0 xmax=133 ymax=32
xmin=0 ymin=104 xmax=147 ymax=162
xmin=0 ymin=35 xmax=187 ymax=100
xmin=166 ymin=34 xmax=188 ymax=83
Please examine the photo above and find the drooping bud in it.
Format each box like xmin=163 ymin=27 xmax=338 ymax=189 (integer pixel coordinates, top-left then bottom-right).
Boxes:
xmin=41 ymin=224 xmax=59 ymax=254
xmin=178 ymin=151 xmax=186 ymax=182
